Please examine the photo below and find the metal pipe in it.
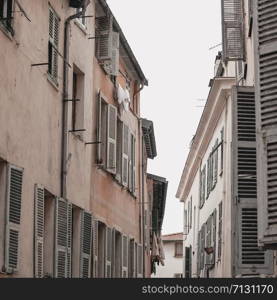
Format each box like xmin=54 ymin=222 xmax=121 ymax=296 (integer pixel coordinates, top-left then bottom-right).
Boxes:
xmin=61 ymin=10 xmax=83 ymax=198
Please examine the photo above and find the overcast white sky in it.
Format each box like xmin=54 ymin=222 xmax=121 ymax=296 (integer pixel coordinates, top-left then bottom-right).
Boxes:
xmin=108 ymin=0 xmax=222 ymax=235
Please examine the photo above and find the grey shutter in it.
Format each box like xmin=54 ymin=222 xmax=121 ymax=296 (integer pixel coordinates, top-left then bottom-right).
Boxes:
xmin=132 ymin=135 xmax=136 ymax=194
xmin=129 ymin=133 xmax=136 ymax=193
xmin=197 ymin=232 xmax=201 ymax=277
xmin=107 ymin=104 xmax=117 ymax=174
xmin=103 ymin=31 xmax=120 ymax=76
xmin=211 ymin=209 xmax=217 ymax=265
xmin=54 ymin=198 xmax=68 ymax=278
xmin=253 ymin=0 xmax=277 ymax=247
xmin=48 ymin=7 xmax=59 ymax=80
xmin=80 ymin=211 xmax=92 ymax=278
xmin=111 ymin=228 xmax=116 ymax=277
xmin=200 ymin=225 xmax=205 ymax=272
xmin=67 ymin=203 xmax=72 ymax=278
xmin=221 ymin=0 xmax=245 ymax=61
xmin=96 ymin=15 xmax=113 ymax=60
xmin=122 ymin=124 xmax=129 ymax=187
xmin=116 ymin=120 xmax=123 ymax=182
xmin=5 ymin=165 xmax=23 ymax=273
xmin=137 ymin=243 xmax=143 ymax=278
xmin=214 ymin=139 xmax=218 ymax=187
xmin=128 ymin=239 xmax=135 ymax=278
xmin=121 ymin=234 xmax=128 ymax=277
xmin=97 ymin=92 xmax=102 ymax=164
xmin=232 ymin=86 xmax=273 ymax=275
xmin=206 ymin=217 xmax=212 ymax=265
xmin=34 ymin=184 xmax=44 ymax=278
xmin=218 ymin=202 xmax=223 ymax=259
xmin=184 ymin=210 xmax=187 ymax=235
xmin=92 ymin=218 xmax=98 ymax=277
xmin=105 ymin=227 xmax=112 ymax=277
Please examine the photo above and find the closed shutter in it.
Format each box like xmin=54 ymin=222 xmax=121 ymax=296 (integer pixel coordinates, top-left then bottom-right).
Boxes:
xmin=197 ymin=232 xmax=201 ymax=276
xmin=121 ymin=235 xmax=128 ymax=277
xmin=221 ymin=0 xmax=245 ymax=61
xmin=80 ymin=211 xmax=92 ymax=278
xmin=211 ymin=209 xmax=217 ymax=265
xmin=122 ymin=124 xmax=129 ymax=187
xmin=200 ymin=225 xmax=205 ymax=272
xmin=232 ymin=86 xmax=273 ymax=275
xmin=253 ymin=0 xmax=277 ymax=247
xmin=214 ymin=139 xmax=219 ymax=187
xmin=48 ymin=7 xmax=59 ymax=81
xmin=107 ymin=104 xmax=117 ymax=174
xmin=103 ymin=31 xmax=120 ymax=76
xmin=128 ymin=239 xmax=135 ymax=278
xmin=199 ymin=165 xmax=206 ymax=208
xmin=92 ymin=218 xmax=98 ymax=277
xmin=111 ymin=228 xmax=116 ymax=277
xmin=97 ymin=92 xmax=102 ymax=164
xmin=105 ymin=227 xmax=112 ymax=278
xmin=67 ymin=203 xmax=72 ymax=278
xmin=129 ymin=134 xmax=136 ymax=194
xmin=5 ymin=165 xmax=23 ymax=273
xmin=54 ymin=198 xmax=67 ymax=278
xmin=34 ymin=184 xmax=45 ymax=278
xmin=137 ymin=243 xmax=143 ymax=278
xmin=184 ymin=210 xmax=187 ymax=235
xmin=96 ymin=15 xmax=113 ymax=60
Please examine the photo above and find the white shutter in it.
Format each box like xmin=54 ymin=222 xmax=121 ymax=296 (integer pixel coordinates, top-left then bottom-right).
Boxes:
xmin=5 ymin=165 xmax=23 ymax=273
xmin=34 ymin=184 xmax=45 ymax=278
xmin=121 ymin=234 xmax=128 ymax=277
xmin=67 ymin=203 xmax=72 ymax=278
xmin=92 ymin=218 xmax=98 ymax=277
xmin=54 ymin=198 xmax=68 ymax=278
xmin=105 ymin=227 xmax=112 ymax=277
xmin=48 ymin=7 xmax=59 ymax=81
xmin=80 ymin=211 xmax=92 ymax=278
xmin=107 ymin=104 xmax=117 ymax=174
xmin=253 ymin=0 xmax=277 ymax=247
xmin=97 ymin=92 xmax=102 ymax=164
xmin=221 ymin=0 xmax=245 ymax=61
xmin=130 ymin=134 xmax=136 ymax=194
xmin=110 ymin=32 xmax=120 ymax=76
xmin=122 ymin=124 xmax=129 ymax=187
xmin=111 ymin=228 xmax=116 ymax=277
xmin=96 ymin=15 xmax=113 ymax=60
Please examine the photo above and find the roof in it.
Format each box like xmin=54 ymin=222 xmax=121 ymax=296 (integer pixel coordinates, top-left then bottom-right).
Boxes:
xmin=97 ymin=0 xmax=148 ymax=86
xmin=162 ymin=233 xmax=183 ymax=242
xmin=142 ymin=119 xmax=157 ymax=159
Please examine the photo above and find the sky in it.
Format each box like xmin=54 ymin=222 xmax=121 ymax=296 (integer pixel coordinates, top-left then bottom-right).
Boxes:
xmin=107 ymin=0 xmax=222 ymax=235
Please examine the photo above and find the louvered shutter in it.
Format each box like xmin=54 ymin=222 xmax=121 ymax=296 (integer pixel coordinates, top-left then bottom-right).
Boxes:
xmin=54 ymin=198 xmax=68 ymax=278
xmin=197 ymin=232 xmax=201 ymax=276
xmin=67 ymin=203 xmax=72 ymax=278
xmin=97 ymin=92 xmax=102 ymax=164
xmin=211 ymin=209 xmax=217 ymax=265
xmin=105 ymin=227 xmax=112 ymax=277
xmin=107 ymin=104 xmax=117 ymax=174
xmin=34 ymin=184 xmax=44 ymax=278
xmin=96 ymin=15 xmax=113 ymax=60
xmin=128 ymin=239 xmax=135 ymax=278
xmin=232 ymin=86 xmax=273 ymax=275
xmin=184 ymin=210 xmax=187 ymax=235
xmin=253 ymin=0 xmax=277 ymax=247
xmin=131 ymin=135 xmax=136 ymax=194
xmin=80 ymin=211 xmax=92 ymax=278
xmin=205 ymin=217 xmax=212 ymax=265
xmin=111 ymin=228 xmax=116 ymax=277
xmin=122 ymin=124 xmax=129 ymax=187
xmin=137 ymin=243 xmax=143 ymax=278
xmin=214 ymin=139 xmax=218 ymax=187
xmin=221 ymin=0 xmax=245 ymax=61
xmin=200 ymin=225 xmax=205 ymax=271
xmin=121 ymin=234 xmax=128 ymax=277
xmin=5 ymin=165 xmax=23 ymax=273
xmin=48 ymin=7 xmax=59 ymax=81
xmin=92 ymin=218 xmax=98 ymax=277
xmin=103 ymin=31 xmax=120 ymax=76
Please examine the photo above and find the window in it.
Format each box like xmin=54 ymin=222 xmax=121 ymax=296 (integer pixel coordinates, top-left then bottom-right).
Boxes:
xmin=72 ymin=67 xmax=85 ymax=138
xmin=0 ymin=0 xmax=13 ymax=34
xmin=218 ymin=202 xmax=222 ymax=260
xmin=48 ymin=6 xmax=60 ymax=83
xmin=199 ymin=165 xmax=206 ymax=208
xmin=175 ymin=241 xmax=183 ymax=257
xmin=184 ymin=246 xmax=192 ymax=278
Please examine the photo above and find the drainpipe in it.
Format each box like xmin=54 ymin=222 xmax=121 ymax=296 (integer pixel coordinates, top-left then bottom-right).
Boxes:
xmin=61 ymin=11 xmax=83 ymax=198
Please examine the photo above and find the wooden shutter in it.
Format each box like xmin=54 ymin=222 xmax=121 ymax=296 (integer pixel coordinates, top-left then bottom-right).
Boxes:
xmin=211 ymin=209 xmax=217 ymax=265
xmin=218 ymin=202 xmax=223 ymax=259
xmin=137 ymin=243 xmax=143 ymax=278
xmin=105 ymin=227 xmax=112 ymax=277
xmin=221 ymin=0 xmax=245 ymax=61
xmin=128 ymin=239 xmax=135 ymax=278
xmin=184 ymin=209 xmax=187 ymax=235
xmin=5 ymin=165 xmax=23 ymax=273
xmin=92 ymin=218 xmax=98 ymax=277
xmin=110 ymin=31 xmax=120 ymax=76
xmin=122 ymin=124 xmax=129 ymax=187
xmin=107 ymin=104 xmax=117 ymax=174
xmin=34 ymin=184 xmax=44 ymax=278
xmin=200 ymin=225 xmax=205 ymax=272
xmin=96 ymin=15 xmax=113 ymax=60
xmin=206 ymin=217 xmax=212 ymax=265
xmin=111 ymin=228 xmax=116 ymax=277
xmin=48 ymin=7 xmax=59 ymax=80
xmin=232 ymin=86 xmax=273 ymax=275
xmin=80 ymin=211 xmax=92 ymax=278
xmin=116 ymin=120 xmax=123 ymax=182
xmin=214 ymin=139 xmax=218 ymax=187
xmin=121 ymin=234 xmax=128 ymax=277
xmin=253 ymin=0 xmax=277 ymax=247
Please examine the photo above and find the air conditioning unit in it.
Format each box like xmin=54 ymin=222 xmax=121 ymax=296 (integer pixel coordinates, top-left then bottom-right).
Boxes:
xmin=69 ymin=0 xmax=83 ymax=8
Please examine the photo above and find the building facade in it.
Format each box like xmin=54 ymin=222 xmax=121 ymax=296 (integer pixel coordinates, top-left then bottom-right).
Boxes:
xmin=0 ymin=0 xmax=166 ymax=278
xmin=176 ymin=0 xmax=277 ymax=278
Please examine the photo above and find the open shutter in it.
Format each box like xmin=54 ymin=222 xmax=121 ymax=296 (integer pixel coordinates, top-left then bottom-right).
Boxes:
xmin=253 ymin=0 xmax=277 ymax=247
xmin=107 ymin=104 xmax=117 ymax=174
xmin=232 ymin=86 xmax=273 ymax=276
xmin=34 ymin=184 xmax=44 ymax=278
xmin=92 ymin=218 xmax=98 ymax=277
xmin=105 ymin=227 xmax=112 ymax=277
xmin=48 ymin=7 xmax=59 ymax=81
xmin=111 ymin=228 xmax=116 ymax=277
xmin=128 ymin=239 xmax=135 ymax=278
xmin=67 ymin=203 xmax=72 ymax=278
xmin=97 ymin=92 xmax=102 ymax=164
xmin=96 ymin=15 xmax=113 ymax=60
xmin=211 ymin=209 xmax=217 ymax=265
xmin=121 ymin=234 xmax=128 ymax=277
xmin=122 ymin=124 xmax=129 ymax=187
xmin=103 ymin=31 xmax=120 ymax=76
xmin=54 ymin=198 xmax=68 ymax=278
xmin=80 ymin=211 xmax=92 ymax=278
xmin=5 ymin=165 xmax=23 ymax=273
xmin=197 ymin=232 xmax=201 ymax=277
xmin=132 ymin=135 xmax=136 ymax=194
xmin=137 ymin=243 xmax=143 ymax=278
xmin=221 ymin=0 xmax=245 ymax=61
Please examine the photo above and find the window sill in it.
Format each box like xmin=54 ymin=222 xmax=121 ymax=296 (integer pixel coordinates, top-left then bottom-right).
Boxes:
xmin=74 ymin=20 xmax=88 ymax=35
xmin=0 ymin=22 xmax=14 ymax=41
xmin=47 ymin=73 xmax=59 ymax=91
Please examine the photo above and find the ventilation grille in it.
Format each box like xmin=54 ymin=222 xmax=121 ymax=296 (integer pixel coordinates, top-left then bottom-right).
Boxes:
xmin=241 ymin=208 xmax=265 ymax=265
xmin=237 ymin=90 xmax=256 ymax=141
xmin=238 ymin=147 xmax=257 ymax=198
xmin=259 ymin=51 xmax=277 ymax=129
xmin=267 ymin=140 xmax=277 ymax=226
xmin=258 ymin=0 xmax=277 ymax=46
